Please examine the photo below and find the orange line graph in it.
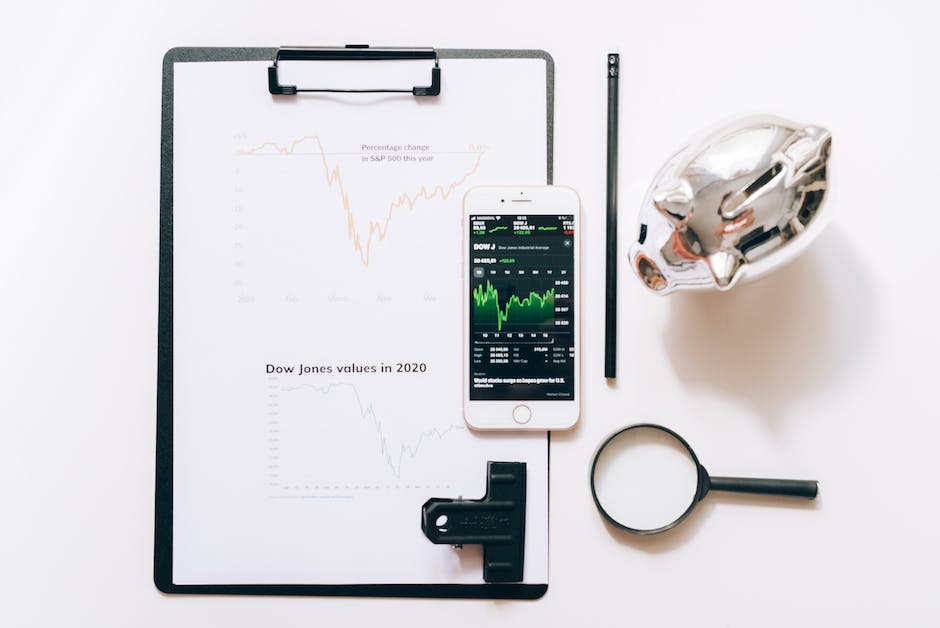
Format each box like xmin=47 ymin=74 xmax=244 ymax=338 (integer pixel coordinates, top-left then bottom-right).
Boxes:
xmin=239 ymin=136 xmax=486 ymax=268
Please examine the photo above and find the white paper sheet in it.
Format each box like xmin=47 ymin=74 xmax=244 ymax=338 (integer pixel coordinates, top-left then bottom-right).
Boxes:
xmin=171 ymin=57 xmax=549 ymax=585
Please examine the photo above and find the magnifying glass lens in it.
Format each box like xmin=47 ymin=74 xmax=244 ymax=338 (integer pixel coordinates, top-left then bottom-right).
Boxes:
xmin=593 ymin=426 xmax=699 ymax=531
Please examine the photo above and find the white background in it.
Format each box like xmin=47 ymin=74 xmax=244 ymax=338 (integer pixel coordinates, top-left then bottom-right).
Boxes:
xmin=1 ymin=1 xmax=938 ymax=626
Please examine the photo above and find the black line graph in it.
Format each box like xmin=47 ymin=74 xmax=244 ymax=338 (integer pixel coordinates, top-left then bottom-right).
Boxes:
xmin=266 ymin=377 xmax=465 ymax=491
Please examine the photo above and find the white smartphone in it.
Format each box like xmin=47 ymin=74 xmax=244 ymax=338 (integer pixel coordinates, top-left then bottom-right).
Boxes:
xmin=463 ymin=186 xmax=581 ymax=430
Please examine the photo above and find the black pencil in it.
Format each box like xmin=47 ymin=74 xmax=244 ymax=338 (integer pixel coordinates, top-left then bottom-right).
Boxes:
xmin=604 ymin=53 xmax=620 ymax=379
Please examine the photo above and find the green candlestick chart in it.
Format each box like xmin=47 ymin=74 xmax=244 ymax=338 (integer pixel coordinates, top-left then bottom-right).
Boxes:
xmin=472 ymin=281 xmax=555 ymax=331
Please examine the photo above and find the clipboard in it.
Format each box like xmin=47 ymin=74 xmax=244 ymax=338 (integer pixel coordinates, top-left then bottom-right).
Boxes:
xmin=155 ymin=46 xmax=554 ymax=599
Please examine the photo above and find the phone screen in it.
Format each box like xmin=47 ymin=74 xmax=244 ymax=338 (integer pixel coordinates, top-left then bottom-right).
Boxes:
xmin=468 ymin=213 xmax=576 ymax=401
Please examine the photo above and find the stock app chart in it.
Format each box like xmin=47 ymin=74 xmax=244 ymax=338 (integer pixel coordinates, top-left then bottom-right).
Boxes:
xmin=469 ymin=214 xmax=575 ymax=400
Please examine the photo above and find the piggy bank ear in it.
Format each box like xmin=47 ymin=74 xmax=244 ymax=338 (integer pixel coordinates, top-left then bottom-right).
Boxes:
xmin=707 ymin=250 xmax=743 ymax=290
xmin=652 ymin=179 xmax=693 ymax=226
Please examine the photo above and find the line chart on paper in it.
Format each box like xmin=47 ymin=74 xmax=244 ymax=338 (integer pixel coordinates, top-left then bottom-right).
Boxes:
xmin=265 ymin=376 xmax=466 ymax=498
xmin=231 ymin=136 xmax=488 ymax=302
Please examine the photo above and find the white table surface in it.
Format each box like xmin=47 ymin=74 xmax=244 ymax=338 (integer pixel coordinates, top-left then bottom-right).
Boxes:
xmin=2 ymin=1 xmax=938 ymax=626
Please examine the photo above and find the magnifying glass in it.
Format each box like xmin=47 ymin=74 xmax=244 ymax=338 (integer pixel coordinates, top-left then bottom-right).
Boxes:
xmin=590 ymin=424 xmax=818 ymax=535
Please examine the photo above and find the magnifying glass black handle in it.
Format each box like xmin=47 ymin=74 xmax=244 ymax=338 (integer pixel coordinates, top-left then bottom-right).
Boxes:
xmin=708 ymin=476 xmax=818 ymax=499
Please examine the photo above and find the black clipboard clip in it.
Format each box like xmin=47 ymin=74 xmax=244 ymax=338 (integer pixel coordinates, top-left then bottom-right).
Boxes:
xmin=268 ymin=45 xmax=441 ymax=96
xmin=421 ymin=461 xmax=526 ymax=583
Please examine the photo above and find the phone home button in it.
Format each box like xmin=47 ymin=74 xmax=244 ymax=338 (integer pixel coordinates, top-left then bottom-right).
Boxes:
xmin=512 ymin=404 xmax=532 ymax=424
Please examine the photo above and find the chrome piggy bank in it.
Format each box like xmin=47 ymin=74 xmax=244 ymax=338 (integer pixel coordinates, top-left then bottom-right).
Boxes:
xmin=629 ymin=116 xmax=832 ymax=294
